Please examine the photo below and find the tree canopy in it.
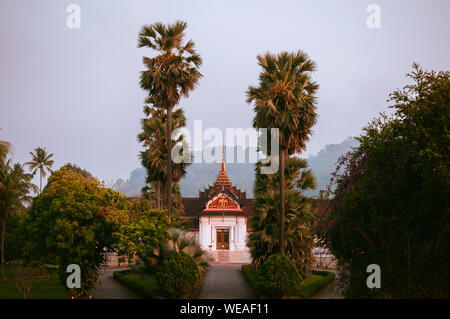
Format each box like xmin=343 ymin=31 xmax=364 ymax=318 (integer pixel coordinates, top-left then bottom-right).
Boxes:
xmin=23 ymin=168 xmax=129 ymax=297
xmin=315 ymin=64 xmax=449 ymax=298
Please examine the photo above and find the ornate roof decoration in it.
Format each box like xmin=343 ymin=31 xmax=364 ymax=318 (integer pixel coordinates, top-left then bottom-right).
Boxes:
xmin=203 ymin=193 xmax=242 ymax=212
xmin=213 ymin=149 xmax=232 ymax=188
xmin=198 ymin=147 xmax=247 ymax=214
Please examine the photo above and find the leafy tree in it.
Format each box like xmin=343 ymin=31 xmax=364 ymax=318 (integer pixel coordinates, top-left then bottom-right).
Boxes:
xmin=305 ymin=137 xmax=359 ymax=196
xmin=247 ymin=51 xmax=319 ymax=254
xmin=23 ymin=168 xmax=128 ymax=298
xmin=60 ymin=163 xmax=92 ymax=179
xmin=25 ymin=147 xmax=54 ymax=194
xmin=138 ymin=20 xmax=202 ymax=217
xmin=248 ymin=157 xmax=316 ymax=277
xmin=144 ymin=228 xmax=210 ymax=273
xmin=0 ymin=159 xmax=36 ymax=281
xmin=315 ymin=64 xmax=449 ymax=298
xmin=113 ymin=209 xmax=171 ymax=264
xmin=0 ymin=135 xmax=11 ymax=195
xmin=3 ymin=214 xmax=28 ymax=262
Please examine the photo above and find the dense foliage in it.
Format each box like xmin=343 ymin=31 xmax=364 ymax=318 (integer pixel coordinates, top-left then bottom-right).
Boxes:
xmin=0 ymin=142 xmax=36 ymax=280
xmin=23 ymin=168 xmax=129 ymax=298
xmin=138 ymin=105 xmax=190 ymax=216
xmin=248 ymin=157 xmax=316 ymax=277
xmin=295 ymin=270 xmax=336 ymax=298
xmin=255 ymin=254 xmax=302 ymax=298
xmin=142 ymin=228 xmax=210 ymax=273
xmin=59 ymin=163 xmax=93 ymax=179
xmin=315 ymin=64 xmax=449 ymax=298
xmin=2 ymin=214 xmax=27 ymax=262
xmin=242 ymin=265 xmax=335 ymax=299
xmin=113 ymin=208 xmax=171 ymax=264
xmin=156 ymin=251 xmax=201 ymax=298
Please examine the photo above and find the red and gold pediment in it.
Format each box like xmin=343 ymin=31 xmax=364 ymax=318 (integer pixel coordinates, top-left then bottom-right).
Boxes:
xmin=203 ymin=193 xmax=242 ymax=212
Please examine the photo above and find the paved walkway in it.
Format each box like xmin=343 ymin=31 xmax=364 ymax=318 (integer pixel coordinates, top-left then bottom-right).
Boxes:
xmin=91 ymin=268 xmax=139 ymax=299
xmin=198 ymin=263 xmax=253 ymax=299
xmin=312 ymin=269 xmax=344 ymax=299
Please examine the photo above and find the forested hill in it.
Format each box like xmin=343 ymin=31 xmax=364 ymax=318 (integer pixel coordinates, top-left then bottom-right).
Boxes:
xmin=304 ymin=137 xmax=359 ymax=196
xmin=114 ymin=138 xmax=358 ymax=198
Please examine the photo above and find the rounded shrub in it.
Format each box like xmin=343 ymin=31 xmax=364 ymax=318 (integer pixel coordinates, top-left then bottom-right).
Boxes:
xmin=256 ymin=254 xmax=302 ymax=298
xmin=157 ymin=251 xmax=201 ymax=298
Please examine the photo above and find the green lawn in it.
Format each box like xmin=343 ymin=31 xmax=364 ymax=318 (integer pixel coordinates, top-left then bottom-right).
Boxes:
xmin=241 ymin=265 xmax=335 ymax=298
xmin=0 ymin=277 xmax=68 ymax=299
xmin=0 ymin=263 xmax=68 ymax=299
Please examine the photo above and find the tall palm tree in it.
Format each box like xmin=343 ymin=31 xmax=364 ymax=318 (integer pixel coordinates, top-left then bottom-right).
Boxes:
xmin=138 ymin=106 xmax=191 ymax=210
xmin=249 ymin=157 xmax=316 ymax=276
xmin=0 ymin=162 xmax=36 ymax=281
xmin=0 ymin=138 xmax=11 ymax=196
xmin=138 ymin=21 xmax=202 ymax=216
xmin=247 ymin=51 xmax=319 ymax=254
xmin=25 ymin=147 xmax=54 ymax=194
xmin=0 ymin=140 xmax=10 ymax=161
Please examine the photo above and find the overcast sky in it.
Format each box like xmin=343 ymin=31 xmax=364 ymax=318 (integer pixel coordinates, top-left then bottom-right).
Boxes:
xmin=1 ymin=0 xmax=449 ymax=186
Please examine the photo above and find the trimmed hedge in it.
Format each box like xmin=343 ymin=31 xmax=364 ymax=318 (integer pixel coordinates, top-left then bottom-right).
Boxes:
xmin=255 ymin=254 xmax=302 ymax=298
xmin=242 ymin=265 xmax=259 ymax=297
xmin=294 ymin=270 xmax=336 ymax=298
xmin=113 ymin=269 xmax=161 ymax=298
xmin=242 ymin=265 xmax=335 ymax=299
xmin=157 ymin=251 xmax=201 ymax=298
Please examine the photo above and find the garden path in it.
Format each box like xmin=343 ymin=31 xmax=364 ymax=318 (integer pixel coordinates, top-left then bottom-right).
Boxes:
xmin=312 ymin=269 xmax=344 ymax=299
xmin=91 ymin=267 xmax=139 ymax=299
xmin=197 ymin=263 xmax=253 ymax=299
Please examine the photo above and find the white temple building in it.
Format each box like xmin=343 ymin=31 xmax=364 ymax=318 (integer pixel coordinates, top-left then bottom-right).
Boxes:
xmin=181 ymin=153 xmax=253 ymax=263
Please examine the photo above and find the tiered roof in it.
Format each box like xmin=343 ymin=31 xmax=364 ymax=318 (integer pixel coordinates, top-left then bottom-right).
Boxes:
xmin=213 ymin=151 xmax=232 ymax=188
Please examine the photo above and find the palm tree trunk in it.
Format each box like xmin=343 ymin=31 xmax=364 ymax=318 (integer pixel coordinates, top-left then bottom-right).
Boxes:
xmin=1 ymin=216 xmax=6 ymax=281
xmin=39 ymin=167 xmax=43 ymax=194
xmin=166 ymin=105 xmax=173 ymax=217
xmin=156 ymin=181 xmax=161 ymax=210
xmin=161 ymin=182 xmax=166 ymax=209
xmin=280 ymin=148 xmax=286 ymax=255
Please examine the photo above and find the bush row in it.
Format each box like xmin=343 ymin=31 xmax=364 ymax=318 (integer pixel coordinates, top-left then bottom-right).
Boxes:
xmin=295 ymin=270 xmax=336 ymax=298
xmin=241 ymin=265 xmax=259 ymax=298
xmin=157 ymin=251 xmax=201 ymax=298
xmin=113 ymin=269 xmax=160 ymax=299
xmin=242 ymin=265 xmax=335 ymax=298
xmin=255 ymin=254 xmax=302 ymax=298
xmin=114 ymin=251 xmax=201 ymax=299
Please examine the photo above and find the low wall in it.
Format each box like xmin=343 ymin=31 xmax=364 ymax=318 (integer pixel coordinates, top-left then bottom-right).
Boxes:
xmin=102 ymin=252 xmax=133 ymax=267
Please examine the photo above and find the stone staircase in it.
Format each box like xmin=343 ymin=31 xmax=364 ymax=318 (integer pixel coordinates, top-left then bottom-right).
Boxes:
xmin=208 ymin=250 xmax=252 ymax=263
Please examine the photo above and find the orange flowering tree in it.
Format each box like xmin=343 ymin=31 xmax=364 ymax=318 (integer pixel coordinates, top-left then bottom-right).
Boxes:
xmin=23 ymin=167 xmax=130 ymax=298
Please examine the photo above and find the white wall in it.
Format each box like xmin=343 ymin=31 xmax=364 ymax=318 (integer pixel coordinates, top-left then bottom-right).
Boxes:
xmin=198 ymin=215 xmax=248 ymax=252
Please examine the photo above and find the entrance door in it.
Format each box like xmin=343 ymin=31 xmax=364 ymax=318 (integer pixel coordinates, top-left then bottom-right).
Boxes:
xmin=216 ymin=229 xmax=229 ymax=250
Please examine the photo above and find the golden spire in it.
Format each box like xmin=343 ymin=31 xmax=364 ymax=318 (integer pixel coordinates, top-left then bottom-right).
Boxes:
xmin=214 ymin=146 xmax=232 ymax=188
xmin=220 ymin=146 xmax=226 ymax=172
